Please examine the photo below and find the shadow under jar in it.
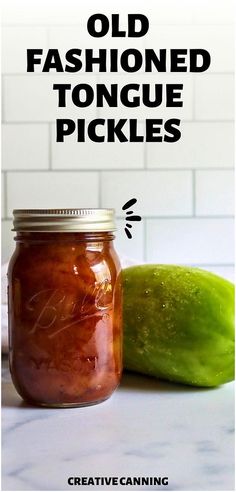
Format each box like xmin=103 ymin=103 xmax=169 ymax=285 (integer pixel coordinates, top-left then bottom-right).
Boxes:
xmin=8 ymin=209 xmax=123 ymax=407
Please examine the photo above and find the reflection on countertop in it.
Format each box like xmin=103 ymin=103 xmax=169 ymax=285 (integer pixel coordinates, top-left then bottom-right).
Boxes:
xmin=2 ymin=356 xmax=234 ymax=491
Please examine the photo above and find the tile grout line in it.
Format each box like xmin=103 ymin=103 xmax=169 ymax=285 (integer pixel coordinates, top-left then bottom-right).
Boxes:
xmin=2 ymin=167 xmax=234 ymax=173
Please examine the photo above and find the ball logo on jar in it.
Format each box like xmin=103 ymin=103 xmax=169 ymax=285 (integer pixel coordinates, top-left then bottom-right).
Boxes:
xmin=26 ymin=278 xmax=113 ymax=338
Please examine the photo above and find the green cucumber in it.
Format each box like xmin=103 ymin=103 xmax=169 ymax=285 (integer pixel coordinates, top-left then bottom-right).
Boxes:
xmin=123 ymin=265 xmax=234 ymax=387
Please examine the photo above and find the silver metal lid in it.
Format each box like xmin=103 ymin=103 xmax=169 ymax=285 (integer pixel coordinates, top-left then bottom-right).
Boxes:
xmin=12 ymin=209 xmax=116 ymax=232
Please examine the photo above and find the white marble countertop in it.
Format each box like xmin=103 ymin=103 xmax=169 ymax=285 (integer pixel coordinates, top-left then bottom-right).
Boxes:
xmin=2 ymin=357 xmax=234 ymax=491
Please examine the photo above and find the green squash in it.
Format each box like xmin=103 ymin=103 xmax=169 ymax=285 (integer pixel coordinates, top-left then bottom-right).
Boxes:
xmin=123 ymin=265 xmax=234 ymax=387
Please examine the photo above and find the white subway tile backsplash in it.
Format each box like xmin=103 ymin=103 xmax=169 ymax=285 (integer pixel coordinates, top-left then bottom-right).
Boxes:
xmin=2 ymin=26 xmax=47 ymax=74
xmin=152 ymin=0 xmax=196 ymax=24
xmin=196 ymin=170 xmax=234 ymax=216
xmin=101 ymin=170 xmax=193 ymax=217
xmin=2 ymin=0 xmax=193 ymax=26
xmin=1 ymin=0 xmax=235 ymax=271
xmin=2 ymin=124 xmax=49 ymax=170
xmin=146 ymin=218 xmax=234 ymax=264
xmin=114 ymin=218 xmax=144 ymax=263
xmin=7 ymin=172 xmax=99 ymax=215
xmin=195 ymin=74 xmax=234 ymax=121
xmin=192 ymin=0 xmax=234 ymax=24
xmin=3 ymin=0 xmax=233 ymax=28
xmin=136 ymin=0 xmax=194 ymax=24
xmin=1 ymin=220 xmax=14 ymax=264
xmin=48 ymin=26 xmax=95 ymax=53
xmin=3 ymin=75 xmax=54 ymax=122
xmin=2 ymin=0 xmax=102 ymax=25
xmin=147 ymin=122 xmax=234 ymax=169
xmin=51 ymin=123 xmax=145 ymax=169
xmin=3 ymin=75 xmax=98 ymax=122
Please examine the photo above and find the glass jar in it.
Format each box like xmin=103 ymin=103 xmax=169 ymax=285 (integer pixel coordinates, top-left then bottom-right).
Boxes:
xmin=8 ymin=209 xmax=122 ymax=407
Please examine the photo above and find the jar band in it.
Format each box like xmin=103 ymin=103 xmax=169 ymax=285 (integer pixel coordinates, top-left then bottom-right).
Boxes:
xmin=12 ymin=208 xmax=116 ymax=232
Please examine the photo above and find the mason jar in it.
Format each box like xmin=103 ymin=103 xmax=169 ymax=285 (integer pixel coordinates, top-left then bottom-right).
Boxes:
xmin=8 ymin=209 xmax=122 ymax=407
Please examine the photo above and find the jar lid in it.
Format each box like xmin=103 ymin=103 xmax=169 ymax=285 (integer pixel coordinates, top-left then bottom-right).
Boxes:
xmin=12 ymin=208 xmax=116 ymax=232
